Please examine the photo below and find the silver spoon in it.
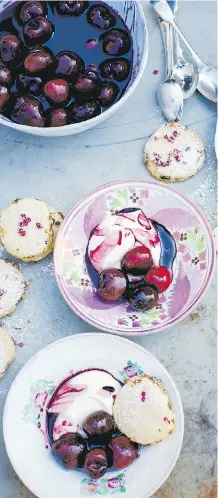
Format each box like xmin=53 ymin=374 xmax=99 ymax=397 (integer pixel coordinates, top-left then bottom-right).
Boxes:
xmin=157 ymin=19 xmax=183 ymax=121
xmin=151 ymin=0 xmax=217 ymax=103
xmin=167 ymin=1 xmax=199 ymax=99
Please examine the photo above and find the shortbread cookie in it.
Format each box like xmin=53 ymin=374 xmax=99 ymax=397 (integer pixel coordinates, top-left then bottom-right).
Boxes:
xmin=0 ymin=198 xmax=54 ymax=262
xmin=0 ymin=259 xmax=27 ymax=318
xmin=0 ymin=328 xmax=16 ymax=378
xmin=49 ymin=208 xmax=64 ymax=241
xmin=113 ymin=375 xmax=176 ymax=445
xmin=144 ymin=122 xmax=206 ymax=183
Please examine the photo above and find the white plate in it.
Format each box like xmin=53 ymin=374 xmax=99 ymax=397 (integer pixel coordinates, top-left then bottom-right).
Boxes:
xmin=3 ymin=333 xmax=184 ymax=498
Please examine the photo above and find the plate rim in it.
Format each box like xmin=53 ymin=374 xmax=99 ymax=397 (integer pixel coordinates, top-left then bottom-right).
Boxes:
xmin=3 ymin=332 xmax=184 ymax=498
xmin=53 ymin=180 xmax=216 ymax=336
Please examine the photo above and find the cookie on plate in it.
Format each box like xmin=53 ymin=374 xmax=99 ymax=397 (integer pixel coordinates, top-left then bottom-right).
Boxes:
xmin=0 ymin=198 xmax=63 ymax=262
xmin=113 ymin=374 xmax=176 ymax=445
xmin=143 ymin=122 xmax=206 ymax=183
xmin=0 ymin=258 xmax=28 ymax=318
xmin=0 ymin=328 xmax=16 ymax=379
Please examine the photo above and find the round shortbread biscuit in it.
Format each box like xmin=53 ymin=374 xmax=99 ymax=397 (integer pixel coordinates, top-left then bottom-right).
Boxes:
xmin=0 ymin=328 xmax=16 ymax=379
xmin=113 ymin=375 xmax=176 ymax=445
xmin=0 ymin=259 xmax=28 ymax=318
xmin=49 ymin=208 xmax=64 ymax=241
xmin=0 ymin=198 xmax=54 ymax=262
xmin=144 ymin=122 xmax=206 ymax=183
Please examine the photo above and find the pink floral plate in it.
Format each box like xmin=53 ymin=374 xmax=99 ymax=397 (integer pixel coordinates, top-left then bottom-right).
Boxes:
xmin=54 ymin=180 xmax=215 ymax=335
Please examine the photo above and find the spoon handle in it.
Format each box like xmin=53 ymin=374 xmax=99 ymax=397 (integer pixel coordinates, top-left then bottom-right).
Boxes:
xmin=159 ymin=20 xmax=174 ymax=78
xmin=171 ymin=20 xmax=202 ymax=66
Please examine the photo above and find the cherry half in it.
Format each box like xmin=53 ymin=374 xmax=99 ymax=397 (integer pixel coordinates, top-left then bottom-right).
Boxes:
xmin=144 ymin=266 xmax=171 ymax=293
xmin=99 ymin=58 xmax=130 ymax=82
xmin=16 ymin=1 xmax=48 ymax=26
xmin=98 ymin=268 xmax=127 ymax=301
xmin=23 ymin=16 xmax=54 ymax=46
xmin=0 ymin=34 xmax=23 ymax=66
xmin=84 ymin=448 xmax=107 ymax=480
xmin=128 ymin=285 xmax=159 ymax=311
xmin=121 ymin=246 xmax=152 ymax=276
xmin=52 ymin=433 xmax=87 ymax=469
xmin=109 ymin=436 xmax=137 ymax=469
xmin=103 ymin=29 xmax=131 ymax=56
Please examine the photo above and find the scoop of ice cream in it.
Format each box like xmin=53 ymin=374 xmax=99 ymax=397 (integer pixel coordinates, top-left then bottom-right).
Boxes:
xmin=113 ymin=374 xmax=176 ymax=445
xmin=48 ymin=369 xmax=121 ymax=441
xmin=88 ymin=209 xmax=161 ymax=273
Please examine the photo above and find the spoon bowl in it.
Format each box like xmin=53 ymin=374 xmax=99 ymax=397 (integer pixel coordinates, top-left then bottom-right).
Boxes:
xmin=197 ymin=65 xmax=217 ymax=103
xmin=157 ymin=78 xmax=183 ymax=121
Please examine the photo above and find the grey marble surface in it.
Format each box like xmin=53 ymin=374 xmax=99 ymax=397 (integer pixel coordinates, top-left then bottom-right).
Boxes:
xmin=0 ymin=1 xmax=217 ymax=497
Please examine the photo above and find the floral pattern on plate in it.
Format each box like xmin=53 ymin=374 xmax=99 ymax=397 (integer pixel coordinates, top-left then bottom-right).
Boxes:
xmin=81 ymin=472 xmax=126 ymax=495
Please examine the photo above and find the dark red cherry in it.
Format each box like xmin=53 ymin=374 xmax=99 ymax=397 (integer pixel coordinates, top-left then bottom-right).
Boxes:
xmin=56 ymin=1 xmax=89 ymax=16
xmin=128 ymin=285 xmax=159 ymax=311
xmin=98 ymin=81 xmax=119 ymax=107
xmin=87 ymin=4 xmax=116 ymax=30
xmin=121 ymin=247 xmax=152 ymax=276
xmin=103 ymin=29 xmax=131 ymax=56
xmin=24 ymin=46 xmax=54 ymax=75
xmin=55 ymin=51 xmax=84 ymax=81
xmin=10 ymin=96 xmax=45 ymax=127
xmin=83 ymin=411 xmax=114 ymax=437
xmin=23 ymin=16 xmax=54 ymax=46
xmin=70 ymin=100 xmax=101 ymax=122
xmin=144 ymin=266 xmax=171 ymax=293
xmin=16 ymin=1 xmax=47 ymax=25
xmin=72 ymin=70 xmax=101 ymax=101
xmin=0 ymin=85 xmax=10 ymax=112
xmin=47 ymin=107 xmax=69 ymax=127
xmin=52 ymin=433 xmax=87 ymax=469
xmin=84 ymin=448 xmax=107 ymax=480
xmin=16 ymin=73 xmax=43 ymax=96
xmin=109 ymin=436 xmax=137 ymax=469
xmin=0 ymin=34 xmax=23 ymax=65
xmin=44 ymin=79 xmax=69 ymax=105
xmin=0 ymin=66 xmax=13 ymax=86
xmin=99 ymin=58 xmax=130 ymax=82
xmin=98 ymin=269 xmax=127 ymax=301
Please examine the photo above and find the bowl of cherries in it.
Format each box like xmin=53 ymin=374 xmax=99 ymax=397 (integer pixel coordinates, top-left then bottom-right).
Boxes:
xmin=0 ymin=1 xmax=147 ymax=136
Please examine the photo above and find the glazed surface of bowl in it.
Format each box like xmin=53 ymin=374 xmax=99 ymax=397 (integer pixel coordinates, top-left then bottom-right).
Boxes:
xmin=0 ymin=1 xmax=148 ymax=136
xmin=54 ymin=180 xmax=215 ymax=335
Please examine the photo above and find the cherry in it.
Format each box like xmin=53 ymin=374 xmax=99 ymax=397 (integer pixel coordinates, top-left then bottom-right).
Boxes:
xmin=99 ymin=58 xmax=130 ymax=82
xmin=0 ymin=85 xmax=10 ymax=112
xmin=56 ymin=1 xmax=89 ymax=16
xmin=87 ymin=4 xmax=116 ymax=30
xmin=0 ymin=67 xmax=13 ymax=86
xmin=72 ymin=70 xmax=101 ymax=101
xmin=52 ymin=433 xmax=87 ymax=469
xmin=121 ymin=247 xmax=152 ymax=276
xmin=55 ymin=51 xmax=84 ymax=81
xmin=70 ymin=100 xmax=101 ymax=122
xmin=109 ymin=436 xmax=137 ymax=469
xmin=0 ymin=34 xmax=23 ymax=66
xmin=144 ymin=266 xmax=171 ymax=293
xmin=83 ymin=411 xmax=114 ymax=437
xmin=98 ymin=81 xmax=119 ymax=107
xmin=128 ymin=285 xmax=159 ymax=311
xmin=103 ymin=29 xmax=131 ymax=56
xmin=44 ymin=79 xmax=70 ymax=105
xmin=23 ymin=16 xmax=54 ymax=46
xmin=98 ymin=268 xmax=127 ymax=301
xmin=16 ymin=74 xmax=43 ymax=96
xmin=24 ymin=46 xmax=54 ymax=74
xmin=84 ymin=448 xmax=107 ymax=480
xmin=16 ymin=1 xmax=47 ymax=26
xmin=10 ymin=95 xmax=45 ymax=127
xmin=47 ymin=107 xmax=69 ymax=127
